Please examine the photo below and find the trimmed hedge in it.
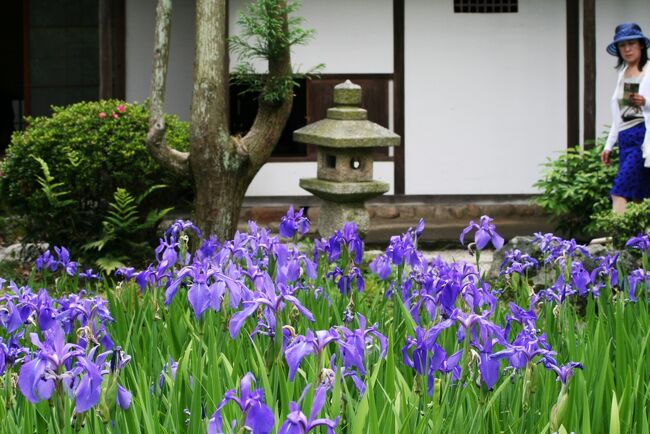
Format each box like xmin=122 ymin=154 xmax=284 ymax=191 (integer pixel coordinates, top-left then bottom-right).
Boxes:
xmin=0 ymin=100 xmax=191 ymax=249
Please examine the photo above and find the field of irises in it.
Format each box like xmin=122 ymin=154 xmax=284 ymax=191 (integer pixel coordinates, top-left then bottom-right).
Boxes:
xmin=1 ymin=210 xmax=650 ymax=433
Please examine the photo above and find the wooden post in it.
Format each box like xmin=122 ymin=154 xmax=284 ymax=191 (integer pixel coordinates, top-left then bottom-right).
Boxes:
xmin=583 ymin=0 xmax=596 ymax=147
xmin=566 ymin=0 xmax=579 ymax=148
xmin=99 ymin=0 xmax=114 ymax=99
xmin=393 ymin=0 xmax=405 ymax=194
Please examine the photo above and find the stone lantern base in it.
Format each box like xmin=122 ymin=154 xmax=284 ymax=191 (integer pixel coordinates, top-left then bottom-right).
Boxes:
xmin=299 ymin=177 xmax=389 ymax=238
xmin=319 ymin=201 xmax=370 ymax=238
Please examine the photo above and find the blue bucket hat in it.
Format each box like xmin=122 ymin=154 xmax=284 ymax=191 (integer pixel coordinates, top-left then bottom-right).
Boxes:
xmin=607 ymin=22 xmax=650 ymax=56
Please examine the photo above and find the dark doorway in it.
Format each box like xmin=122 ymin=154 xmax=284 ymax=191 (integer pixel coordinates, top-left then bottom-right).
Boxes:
xmin=26 ymin=0 xmax=99 ymax=117
xmin=0 ymin=0 xmax=23 ymax=155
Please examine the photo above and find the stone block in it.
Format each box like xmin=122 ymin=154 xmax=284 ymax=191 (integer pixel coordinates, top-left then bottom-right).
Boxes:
xmin=374 ymin=205 xmax=400 ymax=219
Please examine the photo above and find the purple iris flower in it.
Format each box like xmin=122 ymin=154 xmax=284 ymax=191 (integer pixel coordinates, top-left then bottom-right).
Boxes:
xmin=535 ymin=235 xmax=590 ymax=265
xmin=54 ymin=246 xmax=78 ymax=276
xmin=115 ymin=267 xmax=136 ymax=280
xmin=626 ymin=233 xmax=650 ymax=254
xmin=207 ymin=372 xmax=275 ymax=434
xmin=532 ymin=232 xmax=562 ymax=253
xmin=628 ymin=269 xmax=650 ymax=302
xmin=18 ymin=324 xmax=84 ymax=403
xmin=117 ymin=384 xmax=132 ymax=410
xmin=336 ymin=314 xmax=387 ymax=376
xmin=158 ymin=357 xmax=179 ymax=389
xmin=536 ymin=274 xmax=576 ymax=305
xmin=570 ymin=262 xmax=592 ymax=297
xmin=540 ymin=356 xmax=583 ymax=384
xmin=1 ymin=300 xmax=25 ymax=334
xmin=492 ymin=331 xmax=554 ymax=370
xmin=79 ymin=269 xmax=101 ymax=280
xmin=317 ymin=223 xmax=364 ymax=265
xmin=155 ymin=238 xmax=180 ymax=278
xmin=35 ymin=250 xmax=57 ymax=272
xmin=165 ymin=219 xmax=202 ymax=241
xmin=165 ymin=262 xmax=247 ymax=318
xmin=591 ymin=254 xmax=619 ymax=288
xmin=500 ymin=249 xmax=539 ymax=275
xmin=369 ymin=254 xmax=392 ymax=280
xmin=460 ymin=215 xmax=504 ymax=251
xmin=402 ymin=320 xmax=455 ymax=376
xmin=476 ymin=337 xmax=500 ymax=390
xmin=279 ymin=206 xmax=310 ymax=238
xmin=284 ymin=328 xmax=339 ymax=380
xmin=74 ymin=349 xmax=105 ymax=413
xmin=229 ymin=283 xmax=314 ymax=339
xmin=278 ymin=385 xmax=339 ymax=434
xmin=327 ymin=266 xmax=364 ymax=295
xmin=402 ymin=320 xmax=461 ymax=394
xmin=0 ymin=333 xmax=27 ymax=375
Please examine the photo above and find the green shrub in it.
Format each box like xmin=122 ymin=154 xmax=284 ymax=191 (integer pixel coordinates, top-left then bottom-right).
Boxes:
xmin=592 ymin=199 xmax=650 ymax=248
xmin=0 ymin=100 xmax=191 ymax=250
xmin=533 ymin=145 xmax=617 ymax=239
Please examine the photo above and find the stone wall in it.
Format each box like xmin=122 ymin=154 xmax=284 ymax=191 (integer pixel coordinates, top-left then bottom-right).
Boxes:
xmin=239 ymin=198 xmax=552 ymax=245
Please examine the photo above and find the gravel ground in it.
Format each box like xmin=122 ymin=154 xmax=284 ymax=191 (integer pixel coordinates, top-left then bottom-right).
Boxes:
xmin=424 ymin=249 xmax=495 ymax=269
xmin=365 ymin=248 xmax=495 ymax=270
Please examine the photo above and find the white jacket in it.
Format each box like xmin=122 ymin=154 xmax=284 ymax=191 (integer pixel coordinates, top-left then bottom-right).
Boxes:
xmin=604 ymin=64 xmax=650 ymax=167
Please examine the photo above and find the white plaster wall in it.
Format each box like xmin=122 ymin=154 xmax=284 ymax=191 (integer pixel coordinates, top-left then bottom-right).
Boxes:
xmin=229 ymin=0 xmax=393 ymax=73
xmin=404 ymin=0 xmax=567 ymax=195
xmin=246 ymin=162 xmax=395 ymax=196
xmin=594 ymin=1 xmax=650 ymax=141
xmin=125 ymin=0 xmax=195 ymax=120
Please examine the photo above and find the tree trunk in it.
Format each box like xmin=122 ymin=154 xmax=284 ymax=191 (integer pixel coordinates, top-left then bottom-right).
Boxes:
xmin=148 ymin=0 xmax=295 ymax=241
xmin=192 ymin=166 xmax=253 ymax=240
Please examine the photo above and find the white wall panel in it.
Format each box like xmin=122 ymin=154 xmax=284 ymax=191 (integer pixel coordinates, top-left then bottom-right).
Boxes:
xmin=404 ymin=0 xmax=567 ymax=194
xmin=246 ymin=162 xmax=395 ymax=196
xmin=125 ymin=0 xmax=195 ymax=120
xmin=229 ymin=0 xmax=393 ymax=74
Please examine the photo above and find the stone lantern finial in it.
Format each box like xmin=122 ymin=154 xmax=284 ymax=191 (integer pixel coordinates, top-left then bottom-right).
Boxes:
xmin=294 ymin=80 xmax=401 ymax=238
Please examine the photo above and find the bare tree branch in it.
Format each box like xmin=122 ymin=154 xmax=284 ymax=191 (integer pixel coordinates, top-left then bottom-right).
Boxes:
xmin=147 ymin=0 xmax=190 ymax=179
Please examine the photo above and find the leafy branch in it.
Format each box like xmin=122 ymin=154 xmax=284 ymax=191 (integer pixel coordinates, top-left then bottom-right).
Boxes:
xmin=229 ymin=0 xmax=323 ymax=104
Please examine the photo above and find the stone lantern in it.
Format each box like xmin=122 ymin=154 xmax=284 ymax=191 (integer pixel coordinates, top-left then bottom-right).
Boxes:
xmin=295 ymin=80 xmax=400 ymax=237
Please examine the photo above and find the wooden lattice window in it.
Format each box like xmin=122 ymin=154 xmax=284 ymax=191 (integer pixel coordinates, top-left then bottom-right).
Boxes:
xmin=454 ymin=0 xmax=518 ymax=13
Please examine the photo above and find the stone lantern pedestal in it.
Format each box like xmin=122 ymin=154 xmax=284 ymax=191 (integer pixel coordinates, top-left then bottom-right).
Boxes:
xmin=295 ymin=80 xmax=400 ymax=237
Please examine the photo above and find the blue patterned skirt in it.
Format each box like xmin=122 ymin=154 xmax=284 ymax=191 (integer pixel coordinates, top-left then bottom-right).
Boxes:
xmin=611 ymin=123 xmax=650 ymax=200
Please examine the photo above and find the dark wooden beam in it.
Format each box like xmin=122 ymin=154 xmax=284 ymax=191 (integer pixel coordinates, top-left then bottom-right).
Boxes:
xmin=566 ymin=0 xmax=579 ymax=148
xmin=113 ymin=0 xmax=126 ymax=99
xmin=22 ymin=0 xmax=30 ymax=116
xmin=393 ymin=0 xmax=405 ymax=194
xmin=99 ymin=0 xmax=113 ymax=99
xmin=583 ymin=0 xmax=596 ymax=147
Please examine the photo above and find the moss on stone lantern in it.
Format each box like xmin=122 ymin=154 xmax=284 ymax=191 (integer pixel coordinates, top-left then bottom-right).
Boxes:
xmin=295 ymin=80 xmax=400 ymax=237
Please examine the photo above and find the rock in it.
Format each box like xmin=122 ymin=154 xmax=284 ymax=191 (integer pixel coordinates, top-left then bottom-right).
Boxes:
xmin=0 ymin=243 xmax=49 ymax=263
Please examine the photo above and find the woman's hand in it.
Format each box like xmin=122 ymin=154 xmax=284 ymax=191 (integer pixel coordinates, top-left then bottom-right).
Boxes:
xmin=630 ymin=92 xmax=647 ymax=106
xmin=601 ymin=150 xmax=611 ymax=165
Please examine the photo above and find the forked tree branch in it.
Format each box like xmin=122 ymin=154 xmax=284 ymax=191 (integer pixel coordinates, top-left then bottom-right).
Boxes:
xmin=239 ymin=0 xmax=294 ymax=169
xmin=146 ymin=0 xmax=190 ymax=179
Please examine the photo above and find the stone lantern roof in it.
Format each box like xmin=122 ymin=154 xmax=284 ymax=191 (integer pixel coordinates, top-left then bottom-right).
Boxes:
xmin=293 ymin=80 xmax=400 ymax=148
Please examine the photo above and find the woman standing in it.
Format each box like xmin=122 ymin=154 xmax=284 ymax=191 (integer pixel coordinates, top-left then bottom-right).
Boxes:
xmin=601 ymin=23 xmax=650 ymax=213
